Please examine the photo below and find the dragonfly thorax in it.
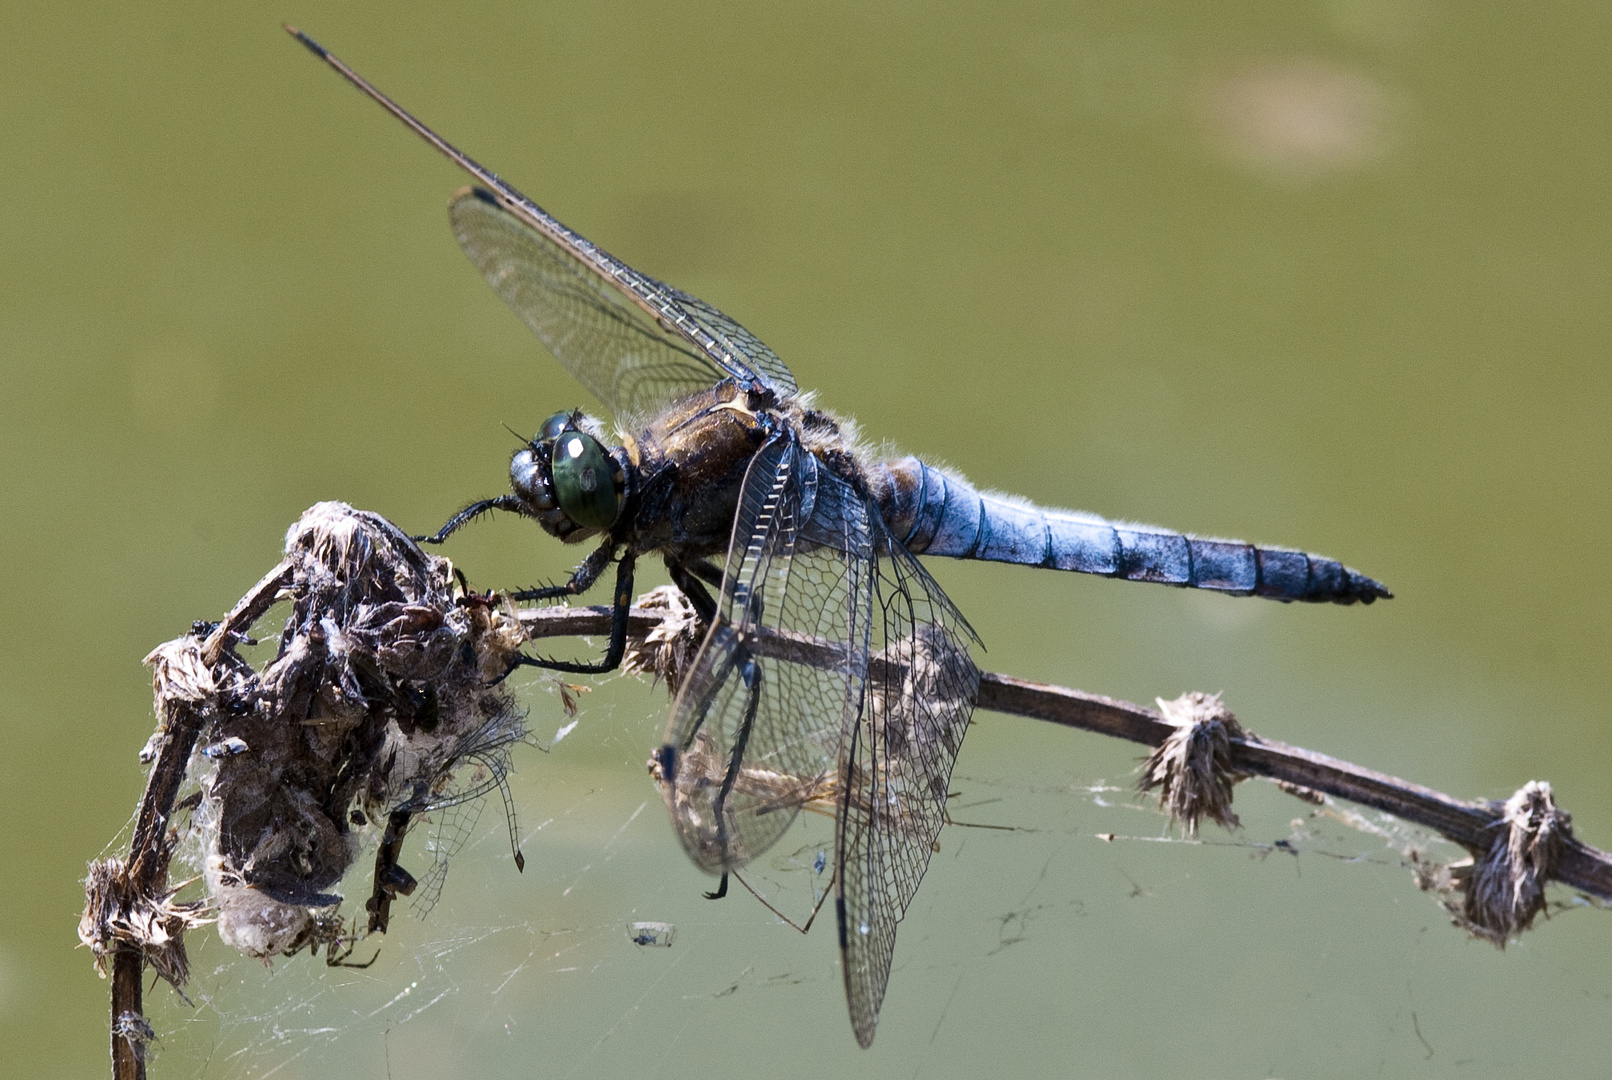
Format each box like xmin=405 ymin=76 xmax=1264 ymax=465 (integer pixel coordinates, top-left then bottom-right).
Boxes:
xmin=509 ymin=410 xmax=626 ymax=540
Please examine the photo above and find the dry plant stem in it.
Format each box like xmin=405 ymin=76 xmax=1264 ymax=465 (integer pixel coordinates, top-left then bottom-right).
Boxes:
xmin=520 ymin=604 xmax=1612 ymax=904
xmin=109 ymin=561 xmax=295 ymax=1080
xmin=109 ymin=946 xmax=145 ymax=1080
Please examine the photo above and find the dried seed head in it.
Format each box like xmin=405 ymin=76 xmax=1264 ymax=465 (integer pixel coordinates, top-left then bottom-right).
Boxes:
xmin=87 ymin=503 xmax=532 ymax=979
xmin=1427 ymin=780 xmax=1572 ymax=947
xmin=79 ymin=857 xmax=208 ymax=987
xmin=1138 ymin=691 xmax=1248 ymax=836
xmin=622 ymin=584 xmax=707 ymax=694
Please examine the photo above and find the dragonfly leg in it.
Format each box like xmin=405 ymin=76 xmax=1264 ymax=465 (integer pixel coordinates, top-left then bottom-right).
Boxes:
xmin=508 ymin=541 xmax=614 ymax=603
xmin=415 ymin=495 xmax=527 ymax=545
xmin=668 ymin=560 xmax=718 ymax=624
xmin=708 ymin=653 xmax=763 ymax=879
xmin=511 ymin=551 xmax=637 ymax=675
xmin=704 ymin=872 xmax=729 ymax=900
xmin=685 ymin=558 xmax=724 ymax=589
xmin=654 ymin=628 xmax=742 ymax=784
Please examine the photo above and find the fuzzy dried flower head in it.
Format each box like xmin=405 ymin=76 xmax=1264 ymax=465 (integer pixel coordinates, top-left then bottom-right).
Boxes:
xmin=622 ymin=584 xmax=707 ymax=694
xmin=1137 ymin=691 xmax=1248 ymax=836
xmin=79 ymin=857 xmax=210 ymax=987
xmin=1428 ymin=780 xmax=1572 ymax=947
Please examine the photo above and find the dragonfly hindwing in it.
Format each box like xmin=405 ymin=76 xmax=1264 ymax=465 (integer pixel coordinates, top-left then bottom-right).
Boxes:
xmin=835 ymin=511 xmax=982 ymax=1048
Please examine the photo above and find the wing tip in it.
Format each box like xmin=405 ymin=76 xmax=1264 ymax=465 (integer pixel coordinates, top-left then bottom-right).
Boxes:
xmin=449 ymin=186 xmax=510 ymax=221
xmin=283 ymin=24 xmax=327 ymax=59
xmin=454 ymin=184 xmax=497 ymax=205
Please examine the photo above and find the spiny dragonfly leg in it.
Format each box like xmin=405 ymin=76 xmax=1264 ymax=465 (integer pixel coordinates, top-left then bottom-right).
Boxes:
xmin=707 ymin=654 xmax=764 ymax=894
xmin=685 ymin=558 xmax=724 ymax=589
xmin=415 ymin=495 xmax=527 ymax=544
xmin=511 ymin=550 xmax=637 ymax=675
xmin=509 ymin=540 xmax=614 ymax=602
xmin=668 ymin=560 xmax=718 ymax=624
xmin=704 ymin=872 xmax=729 ymax=900
xmin=654 ymin=630 xmax=742 ymax=785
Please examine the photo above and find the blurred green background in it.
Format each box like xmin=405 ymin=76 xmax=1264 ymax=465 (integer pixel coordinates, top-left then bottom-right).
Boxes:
xmin=4 ymin=1 xmax=1611 ymax=1077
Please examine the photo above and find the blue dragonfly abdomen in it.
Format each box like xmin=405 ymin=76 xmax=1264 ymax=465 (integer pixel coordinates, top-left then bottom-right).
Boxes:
xmin=876 ymin=457 xmax=1389 ymax=604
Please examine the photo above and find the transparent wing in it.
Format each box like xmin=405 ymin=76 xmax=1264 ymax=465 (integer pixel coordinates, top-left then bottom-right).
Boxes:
xmin=392 ymin=706 xmax=527 ymax=919
xmin=836 ymin=518 xmax=982 ymax=1048
xmin=287 ymin=33 xmax=796 ymax=421
xmin=656 ymin=433 xmax=874 ymax=875
xmin=451 ymin=188 xmax=796 ymax=423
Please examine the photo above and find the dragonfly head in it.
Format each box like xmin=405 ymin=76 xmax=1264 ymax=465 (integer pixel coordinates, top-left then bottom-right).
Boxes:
xmin=510 ymin=410 xmax=626 ymax=540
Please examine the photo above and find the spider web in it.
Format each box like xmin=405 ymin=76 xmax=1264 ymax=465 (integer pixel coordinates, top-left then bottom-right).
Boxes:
xmin=134 ymin=672 xmax=1479 ymax=1080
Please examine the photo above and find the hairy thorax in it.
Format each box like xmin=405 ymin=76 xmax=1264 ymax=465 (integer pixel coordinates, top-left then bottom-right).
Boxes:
xmin=620 ymin=382 xmax=880 ymax=562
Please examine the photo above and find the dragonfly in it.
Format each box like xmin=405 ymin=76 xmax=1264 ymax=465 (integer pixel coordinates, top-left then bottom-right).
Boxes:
xmin=289 ymin=28 xmax=1390 ymax=1048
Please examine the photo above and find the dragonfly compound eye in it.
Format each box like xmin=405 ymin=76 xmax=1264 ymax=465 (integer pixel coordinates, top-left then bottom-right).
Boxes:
xmin=551 ymin=431 xmax=622 ymax=529
xmin=509 ymin=447 xmax=557 ymax=511
xmin=536 ymin=410 xmax=574 ymax=442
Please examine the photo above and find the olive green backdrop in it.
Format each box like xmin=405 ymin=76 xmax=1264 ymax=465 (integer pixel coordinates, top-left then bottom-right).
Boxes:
xmin=3 ymin=2 xmax=1610 ymax=1077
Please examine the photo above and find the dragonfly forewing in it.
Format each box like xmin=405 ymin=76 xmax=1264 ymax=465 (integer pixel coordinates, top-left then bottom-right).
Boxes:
xmin=451 ymin=189 xmax=734 ymax=422
xmin=286 ymin=29 xmax=796 ymax=424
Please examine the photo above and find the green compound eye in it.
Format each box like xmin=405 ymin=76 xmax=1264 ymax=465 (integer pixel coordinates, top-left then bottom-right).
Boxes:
xmin=537 ymin=411 xmax=573 ymax=443
xmin=551 ymin=431 xmax=622 ymax=529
